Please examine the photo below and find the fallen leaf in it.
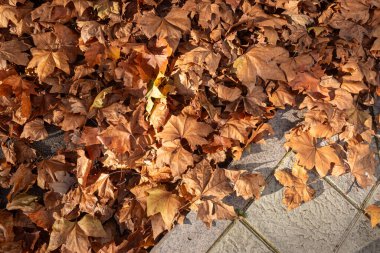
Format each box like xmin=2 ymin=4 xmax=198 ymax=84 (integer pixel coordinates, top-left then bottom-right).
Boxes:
xmin=366 ymin=205 xmax=380 ymax=228
xmin=146 ymin=186 xmax=182 ymax=228
xmin=347 ymin=141 xmax=376 ymax=188
xmin=27 ymin=49 xmax=70 ymax=81
xmin=285 ymin=131 xmax=341 ymax=177
xmin=233 ymin=45 xmax=289 ymax=86
xmin=20 ymin=119 xmax=48 ymax=141
xmin=157 ymin=115 xmax=213 ymax=150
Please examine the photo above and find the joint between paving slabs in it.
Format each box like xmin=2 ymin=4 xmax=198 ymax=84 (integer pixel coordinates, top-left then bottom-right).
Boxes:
xmin=205 ymin=220 xmax=236 ymax=253
xmin=322 ymin=177 xmax=362 ymax=211
xmin=239 ymin=219 xmax=281 ymax=253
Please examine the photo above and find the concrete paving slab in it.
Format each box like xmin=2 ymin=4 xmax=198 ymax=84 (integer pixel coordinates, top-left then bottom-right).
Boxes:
xmin=337 ymin=213 xmax=380 ymax=253
xmin=244 ymin=173 xmax=358 ymax=253
xmin=208 ymin=221 xmax=273 ymax=253
xmin=151 ymin=212 xmax=231 ymax=253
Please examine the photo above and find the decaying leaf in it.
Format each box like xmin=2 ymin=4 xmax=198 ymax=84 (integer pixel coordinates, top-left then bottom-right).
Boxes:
xmin=0 ymin=0 xmax=379 ymax=250
xmin=147 ymin=186 xmax=182 ymax=228
xmin=285 ymin=131 xmax=341 ymax=177
xmin=27 ymin=49 xmax=70 ymax=81
xmin=275 ymin=164 xmax=315 ymax=210
xmin=233 ymin=46 xmax=289 ymax=86
xmin=366 ymin=205 xmax=380 ymax=228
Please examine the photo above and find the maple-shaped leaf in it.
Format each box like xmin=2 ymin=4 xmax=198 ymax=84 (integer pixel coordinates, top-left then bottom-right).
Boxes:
xmin=0 ymin=5 xmax=19 ymax=28
xmin=220 ymin=116 xmax=259 ymax=143
xmin=197 ymin=199 xmax=236 ymax=227
xmin=285 ymin=131 xmax=341 ymax=177
xmin=156 ymin=139 xmax=194 ymax=178
xmin=55 ymin=0 xmax=93 ymax=15
xmin=48 ymin=214 xmax=106 ymax=252
xmin=137 ymin=8 xmax=190 ymax=51
xmin=274 ymin=165 xmax=315 ymax=210
xmin=76 ymin=149 xmax=92 ymax=187
xmin=195 ymin=1 xmax=234 ymax=30
xmin=146 ymin=186 xmax=182 ymax=228
xmin=267 ymin=82 xmax=295 ymax=108
xmin=182 ymin=160 xmax=233 ymax=200
xmin=366 ymin=204 xmax=380 ymax=228
xmin=347 ymin=141 xmax=376 ymax=188
xmin=233 ymin=45 xmax=289 ymax=86
xmin=329 ymin=88 xmax=353 ymax=110
xmin=0 ymin=40 xmax=30 ymax=66
xmin=7 ymin=164 xmax=36 ymax=201
xmin=86 ymin=173 xmax=116 ymax=201
xmin=217 ymin=85 xmax=241 ymax=102
xmin=27 ymin=49 xmax=70 ymax=81
xmin=303 ymin=108 xmax=346 ymax=138
xmin=226 ymin=170 xmax=265 ymax=200
xmin=157 ymin=114 xmax=213 ymax=150
xmin=341 ymin=61 xmax=368 ymax=94
xmin=175 ymin=46 xmax=221 ymax=76
xmin=77 ymin=20 xmax=105 ymax=44
xmin=1 ymin=74 xmax=35 ymax=120
xmin=98 ymin=122 xmax=134 ymax=154
xmin=20 ymin=118 xmax=48 ymax=141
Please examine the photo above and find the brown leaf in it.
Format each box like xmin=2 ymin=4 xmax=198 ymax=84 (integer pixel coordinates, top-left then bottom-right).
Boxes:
xmin=76 ymin=150 xmax=92 ymax=187
xmin=8 ymin=164 xmax=36 ymax=200
xmin=156 ymin=139 xmax=194 ymax=178
xmin=86 ymin=173 xmax=116 ymax=201
xmin=0 ymin=210 xmax=14 ymax=242
xmin=285 ymin=131 xmax=341 ymax=177
xmin=137 ymin=8 xmax=190 ymax=50
xmin=20 ymin=119 xmax=48 ymax=141
xmin=217 ymin=85 xmax=241 ymax=102
xmin=227 ymin=170 xmax=265 ymax=200
xmin=48 ymin=215 xmax=106 ymax=252
xmin=233 ymin=45 xmax=289 ymax=86
xmin=366 ymin=204 xmax=380 ymax=228
xmin=347 ymin=141 xmax=376 ymax=188
xmin=157 ymin=114 xmax=213 ymax=150
xmin=98 ymin=122 xmax=134 ymax=154
xmin=146 ymin=186 xmax=182 ymax=228
xmin=0 ymin=40 xmax=30 ymax=66
xmin=274 ymin=166 xmax=315 ymax=210
xmin=27 ymin=49 xmax=70 ymax=81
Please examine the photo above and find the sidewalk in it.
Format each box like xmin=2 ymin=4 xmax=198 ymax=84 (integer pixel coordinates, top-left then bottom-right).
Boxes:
xmin=152 ymin=108 xmax=380 ymax=253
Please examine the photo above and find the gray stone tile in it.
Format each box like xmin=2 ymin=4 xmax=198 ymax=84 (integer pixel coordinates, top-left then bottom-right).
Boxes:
xmin=208 ymin=221 xmax=272 ymax=253
xmin=151 ymin=212 xmax=231 ymax=253
xmin=338 ymin=213 xmax=380 ymax=253
xmin=245 ymin=176 xmax=357 ymax=253
xmin=230 ymin=108 xmax=302 ymax=178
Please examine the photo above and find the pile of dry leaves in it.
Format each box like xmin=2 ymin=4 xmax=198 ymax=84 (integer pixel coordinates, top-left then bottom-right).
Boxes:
xmin=0 ymin=0 xmax=380 ymax=252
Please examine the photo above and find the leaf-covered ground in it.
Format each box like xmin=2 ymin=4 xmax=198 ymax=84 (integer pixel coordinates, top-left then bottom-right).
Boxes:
xmin=0 ymin=0 xmax=380 ymax=252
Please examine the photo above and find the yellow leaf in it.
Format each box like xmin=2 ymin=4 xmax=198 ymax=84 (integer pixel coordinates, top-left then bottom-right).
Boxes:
xmin=90 ymin=86 xmax=112 ymax=110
